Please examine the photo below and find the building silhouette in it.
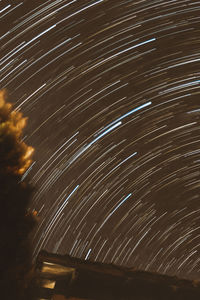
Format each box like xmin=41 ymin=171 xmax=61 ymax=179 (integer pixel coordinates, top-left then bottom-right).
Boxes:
xmin=31 ymin=250 xmax=200 ymax=300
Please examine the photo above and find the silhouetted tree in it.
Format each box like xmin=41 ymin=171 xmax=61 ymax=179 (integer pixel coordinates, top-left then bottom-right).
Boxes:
xmin=0 ymin=90 xmax=36 ymax=300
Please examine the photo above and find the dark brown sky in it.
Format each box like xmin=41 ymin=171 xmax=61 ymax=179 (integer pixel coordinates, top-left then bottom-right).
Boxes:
xmin=1 ymin=0 xmax=200 ymax=280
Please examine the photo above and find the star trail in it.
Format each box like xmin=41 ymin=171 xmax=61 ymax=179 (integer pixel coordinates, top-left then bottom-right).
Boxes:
xmin=1 ymin=0 xmax=200 ymax=280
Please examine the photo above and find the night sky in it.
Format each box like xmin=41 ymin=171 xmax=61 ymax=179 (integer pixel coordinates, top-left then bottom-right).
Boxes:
xmin=1 ymin=0 xmax=200 ymax=280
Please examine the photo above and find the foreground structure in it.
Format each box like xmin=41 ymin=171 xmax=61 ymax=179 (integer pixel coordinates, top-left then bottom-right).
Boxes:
xmin=31 ymin=250 xmax=200 ymax=300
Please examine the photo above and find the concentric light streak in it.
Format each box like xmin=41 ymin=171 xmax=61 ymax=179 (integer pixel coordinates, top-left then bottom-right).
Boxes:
xmin=1 ymin=0 xmax=200 ymax=280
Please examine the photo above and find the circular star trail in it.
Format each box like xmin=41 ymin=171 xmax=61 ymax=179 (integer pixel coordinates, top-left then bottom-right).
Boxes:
xmin=1 ymin=0 xmax=200 ymax=280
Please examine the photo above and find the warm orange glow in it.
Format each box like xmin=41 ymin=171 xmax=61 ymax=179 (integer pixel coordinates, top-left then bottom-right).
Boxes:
xmin=32 ymin=210 xmax=38 ymax=216
xmin=0 ymin=89 xmax=34 ymax=175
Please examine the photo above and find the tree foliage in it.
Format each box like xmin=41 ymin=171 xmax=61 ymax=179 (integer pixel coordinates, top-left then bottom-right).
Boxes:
xmin=0 ymin=90 xmax=36 ymax=300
